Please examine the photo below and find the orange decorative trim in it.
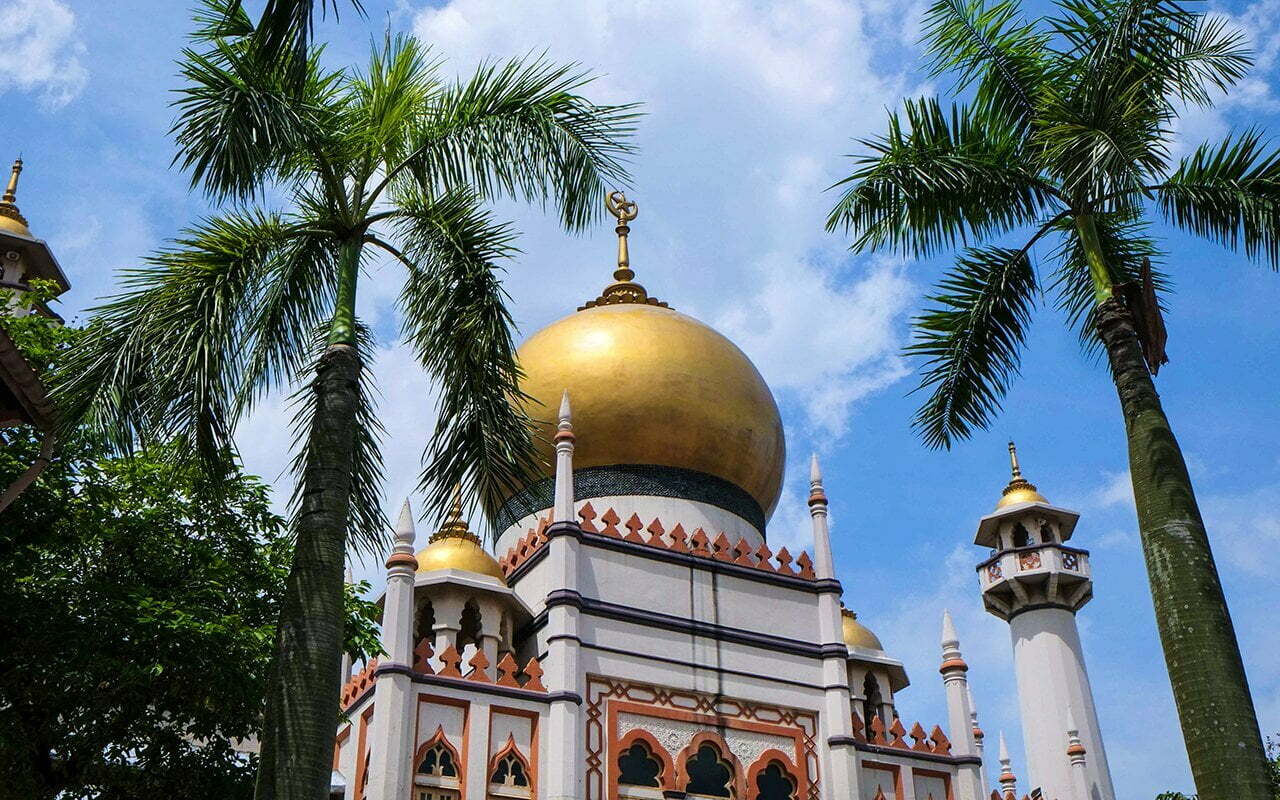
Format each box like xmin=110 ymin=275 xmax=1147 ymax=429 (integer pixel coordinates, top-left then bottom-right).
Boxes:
xmin=385 ymin=552 xmax=419 ymax=569
xmin=489 ymin=705 xmax=540 ymax=799
xmin=414 ymin=694 xmax=471 ymax=800
xmin=1066 ymin=743 xmax=1087 ymax=756
xmin=334 ymin=725 xmax=350 ymax=770
xmin=745 ymin=748 xmax=800 ymax=800
xmin=912 ymin=766 xmax=955 ymax=800
xmin=587 ymin=676 xmax=818 ymax=800
xmin=353 ymin=705 xmax=375 ymax=800
xmin=498 ymin=505 xmax=822 ymax=582
xmin=413 ymin=724 xmax=463 ymax=777
xmin=938 ymin=658 xmax=969 ymax=673
xmin=861 ymin=759 xmax=904 ymax=800
xmin=341 ymin=658 xmax=380 ymax=710
xmin=674 ymin=731 xmax=747 ymax=799
xmin=488 ymin=732 xmax=534 ymax=790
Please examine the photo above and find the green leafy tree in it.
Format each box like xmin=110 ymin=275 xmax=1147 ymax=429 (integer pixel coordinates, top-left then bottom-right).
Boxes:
xmin=0 ymin=300 xmax=382 ymax=800
xmin=827 ymin=0 xmax=1275 ymax=795
xmin=52 ymin=4 xmax=636 ymax=799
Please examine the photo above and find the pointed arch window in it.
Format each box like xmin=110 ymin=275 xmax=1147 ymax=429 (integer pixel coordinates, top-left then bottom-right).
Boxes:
xmin=414 ymin=729 xmax=462 ymax=800
xmin=488 ymin=735 xmax=533 ymax=799
xmin=684 ymin=743 xmax=734 ymax=798
xmin=862 ymin=672 xmax=885 ymax=729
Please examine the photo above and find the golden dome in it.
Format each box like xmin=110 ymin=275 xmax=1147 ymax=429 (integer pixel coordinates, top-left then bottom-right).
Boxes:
xmin=842 ymin=608 xmax=883 ymax=651
xmin=416 ymin=492 xmax=506 ymax=582
xmin=514 ymin=302 xmax=785 ymax=519
xmin=995 ymin=441 xmax=1048 ymax=509
xmin=0 ymin=158 xmax=31 ymax=237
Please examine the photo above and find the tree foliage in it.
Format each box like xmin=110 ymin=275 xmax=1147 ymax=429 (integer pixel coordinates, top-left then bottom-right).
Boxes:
xmin=0 ymin=304 xmax=381 ymax=800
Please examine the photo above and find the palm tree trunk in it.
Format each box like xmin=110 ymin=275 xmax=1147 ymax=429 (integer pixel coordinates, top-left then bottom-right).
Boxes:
xmin=1096 ymin=298 xmax=1270 ymax=799
xmin=257 ymin=342 xmax=361 ymax=800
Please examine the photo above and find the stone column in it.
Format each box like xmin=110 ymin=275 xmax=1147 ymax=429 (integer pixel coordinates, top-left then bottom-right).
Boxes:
xmin=367 ymin=501 xmax=419 ymax=800
xmin=545 ymin=391 xmax=585 ymax=800
xmin=808 ymin=456 xmax=862 ymax=796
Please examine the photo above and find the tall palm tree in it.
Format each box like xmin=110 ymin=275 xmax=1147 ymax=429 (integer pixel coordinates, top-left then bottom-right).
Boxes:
xmin=53 ymin=6 xmax=636 ymax=800
xmin=827 ymin=0 xmax=1276 ymax=796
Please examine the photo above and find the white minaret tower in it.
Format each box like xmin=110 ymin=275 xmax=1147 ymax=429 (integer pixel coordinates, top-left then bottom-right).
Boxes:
xmin=974 ymin=443 xmax=1115 ymax=800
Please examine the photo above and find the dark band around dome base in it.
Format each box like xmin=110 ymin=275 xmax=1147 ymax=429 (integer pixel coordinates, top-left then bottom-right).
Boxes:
xmin=493 ymin=464 xmax=767 ymax=536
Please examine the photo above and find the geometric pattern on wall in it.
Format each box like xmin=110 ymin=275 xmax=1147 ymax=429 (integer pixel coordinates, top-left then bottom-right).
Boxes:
xmin=585 ymin=675 xmax=819 ymax=800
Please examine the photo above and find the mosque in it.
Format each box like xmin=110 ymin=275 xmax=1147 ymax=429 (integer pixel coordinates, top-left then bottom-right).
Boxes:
xmin=0 ymin=163 xmax=1115 ymax=800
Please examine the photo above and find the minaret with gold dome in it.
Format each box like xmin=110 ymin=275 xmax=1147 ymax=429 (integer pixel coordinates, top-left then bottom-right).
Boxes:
xmin=0 ymin=159 xmax=71 ymax=316
xmin=974 ymin=443 xmax=1115 ymax=800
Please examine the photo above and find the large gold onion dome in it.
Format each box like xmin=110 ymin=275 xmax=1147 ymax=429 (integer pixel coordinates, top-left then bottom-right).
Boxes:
xmin=841 ymin=607 xmax=884 ymax=651
xmin=498 ymin=192 xmax=785 ymax=530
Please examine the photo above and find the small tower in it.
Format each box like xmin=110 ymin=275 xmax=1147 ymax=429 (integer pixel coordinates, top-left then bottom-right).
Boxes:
xmin=974 ymin=443 xmax=1115 ymax=800
xmin=940 ymin=610 xmax=984 ymax=800
xmin=0 ymin=159 xmax=70 ymax=315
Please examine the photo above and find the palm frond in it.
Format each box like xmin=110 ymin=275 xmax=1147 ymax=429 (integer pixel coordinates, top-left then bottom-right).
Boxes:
xmin=237 ymin=0 xmax=365 ymax=87
xmin=379 ymin=188 xmax=537 ymax=532
xmin=391 ymin=56 xmax=640 ymax=231
xmin=191 ymin=0 xmax=254 ymax=41
xmin=827 ymin=97 xmax=1058 ymax=256
xmin=52 ymin=210 xmax=295 ymax=464
xmin=921 ymin=0 xmax=1050 ymax=131
xmin=347 ymin=33 xmax=440 ymax=175
xmin=171 ymin=32 xmax=344 ymax=201
xmin=908 ymin=244 xmax=1040 ymax=449
xmin=1156 ymin=130 xmax=1280 ymax=267
xmin=1049 ymin=210 xmax=1167 ymax=353
xmin=286 ymin=321 xmax=387 ymax=555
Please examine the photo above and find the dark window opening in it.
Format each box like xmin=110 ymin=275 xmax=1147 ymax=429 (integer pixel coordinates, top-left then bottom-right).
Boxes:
xmin=684 ymin=743 xmax=732 ymax=797
xmin=618 ymin=741 xmax=662 ymax=787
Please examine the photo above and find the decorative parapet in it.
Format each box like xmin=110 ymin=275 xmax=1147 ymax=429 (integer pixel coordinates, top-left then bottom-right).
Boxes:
xmin=851 ymin=711 xmax=952 ymax=756
xmin=340 ymin=658 xmax=379 ymax=710
xmin=410 ymin=638 xmax=547 ymax=693
xmin=977 ymin=543 xmax=1089 ymax=591
xmin=499 ymin=503 xmax=818 ymax=581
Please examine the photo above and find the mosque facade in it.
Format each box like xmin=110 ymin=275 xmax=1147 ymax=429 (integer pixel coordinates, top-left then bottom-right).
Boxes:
xmin=0 ymin=161 xmax=1115 ymax=800
xmin=331 ymin=192 xmax=1117 ymax=800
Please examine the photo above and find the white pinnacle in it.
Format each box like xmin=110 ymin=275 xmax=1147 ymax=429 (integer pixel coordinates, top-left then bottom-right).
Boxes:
xmin=394 ymin=498 xmax=415 ymax=546
xmin=809 ymin=452 xmax=822 ymax=485
xmin=999 ymin=731 xmax=1010 ymax=764
xmin=942 ymin=608 xmax=959 ymax=648
xmin=559 ymin=389 xmax=571 ymax=423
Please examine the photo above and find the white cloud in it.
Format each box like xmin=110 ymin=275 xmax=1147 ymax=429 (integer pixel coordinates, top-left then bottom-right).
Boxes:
xmin=0 ymin=0 xmax=87 ymax=110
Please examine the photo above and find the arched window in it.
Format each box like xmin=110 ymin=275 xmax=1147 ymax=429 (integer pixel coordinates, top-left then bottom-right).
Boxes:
xmin=684 ymin=743 xmax=734 ymax=798
xmin=753 ymin=761 xmax=796 ymax=800
xmin=1039 ymin=520 xmax=1055 ymax=544
xmin=618 ymin=741 xmax=663 ymax=788
xmin=416 ymin=599 xmax=436 ymax=648
xmin=417 ymin=742 xmax=459 ymax=778
xmin=862 ymin=672 xmax=884 ymax=729
xmin=458 ymin=599 xmax=483 ymax=651
xmin=490 ymin=752 xmax=530 ymax=788
xmin=1012 ymin=523 xmax=1031 ymax=548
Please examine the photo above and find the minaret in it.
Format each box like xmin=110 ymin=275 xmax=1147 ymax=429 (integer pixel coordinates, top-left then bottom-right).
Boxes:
xmin=968 ymin=684 xmax=989 ymax=792
xmin=997 ymin=733 xmax=1018 ymax=800
xmin=0 ymin=158 xmax=70 ymax=315
xmin=544 ymin=390 xmax=585 ymax=800
xmin=940 ymin=610 xmax=984 ymax=800
xmin=367 ymin=500 xmax=419 ymax=800
xmin=974 ymin=443 xmax=1115 ymax=800
xmin=808 ymin=455 xmax=862 ymax=793
xmin=1066 ymin=709 xmax=1090 ymax=800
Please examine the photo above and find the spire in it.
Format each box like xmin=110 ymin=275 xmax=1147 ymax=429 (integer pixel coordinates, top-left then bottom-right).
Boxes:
xmin=553 ymin=389 xmax=577 ymax=523
xmin=807 ymin=453 xmax=835 ymax=579
xmin=0 ymin=158 xmax=30 ymax=233
xmin=579 ymin=191 xmax=668 ymax=310
xmin=998 ymin=732 xmax=1018 ymax=797
xmin=384 ymin=498 xmax=420 ymax=570
xmin=428 ymin=486 xmax=480 ymax=544
xmin=940 ymin=609 xmax=967 ymax=670
xmin=395 ymin=499 xmax=416 ymax=547
xmin=997 ymin=440 xmax=1048 ymax=509
xmin=941 ymin=608 xmax=958 ymax=648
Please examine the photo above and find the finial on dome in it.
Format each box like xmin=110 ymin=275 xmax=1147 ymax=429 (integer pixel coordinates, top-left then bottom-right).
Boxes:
xmin=997 ymin=440 xmax=1048 ymax=509
xmin=430 ymin=485 xmax=479 ymax=543
xmin=0 ymin=158 xmax=31 ymax=234
xmin=395 ymin=498 xmax=416 ymax=545
xmin=578 ymin=191 xmax=668 ymax=310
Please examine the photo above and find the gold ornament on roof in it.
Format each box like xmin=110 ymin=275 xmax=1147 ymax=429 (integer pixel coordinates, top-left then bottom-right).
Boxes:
xmin=997 ymin=441 xmax=1048 ymax=509
xmin=579 ymin=191 xmax=669 ymax=310
xmin=430 ymin=485 xmax=480 ymax=543
xmin=0 ymin=158 xmax=31 ymax=236
xmin=841 ymin=606 xmax=884 ymax=651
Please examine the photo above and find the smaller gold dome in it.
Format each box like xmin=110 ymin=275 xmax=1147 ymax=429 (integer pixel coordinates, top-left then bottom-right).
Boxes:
xmin=415 ymin=491 xmax=506 ymax=583
xmin=0 ymin=158 xmax=31 ymax=237
xmin=996 ymin=441 xmax=1048 ymax=509
xmin=842 ymin=608 xmax=884 ymax=651
xmin=415 ymin=536 xmax=505 ymax=582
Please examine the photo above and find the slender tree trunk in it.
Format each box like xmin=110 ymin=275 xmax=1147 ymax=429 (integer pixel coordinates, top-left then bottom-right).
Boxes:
xmin=257 ymin=342 xmax=361 ymax=800
xmin=1096 ymin=298 xmax=1270 ymax=799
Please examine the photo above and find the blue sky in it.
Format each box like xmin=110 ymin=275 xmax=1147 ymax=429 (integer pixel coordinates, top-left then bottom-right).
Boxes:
xmin=3 ymin=0 xmax=1279 ymax=795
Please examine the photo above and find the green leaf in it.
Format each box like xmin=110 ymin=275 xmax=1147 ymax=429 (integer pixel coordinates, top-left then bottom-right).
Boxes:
xmin=908 ymin=244 xmax=1040 ymax=449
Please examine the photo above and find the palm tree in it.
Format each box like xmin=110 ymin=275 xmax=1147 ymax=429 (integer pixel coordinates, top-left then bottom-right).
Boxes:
xmin=827 ymin=0 xmax=1276 ymax=796
xmin=53 ymin=6 xmax=636 ymax=800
